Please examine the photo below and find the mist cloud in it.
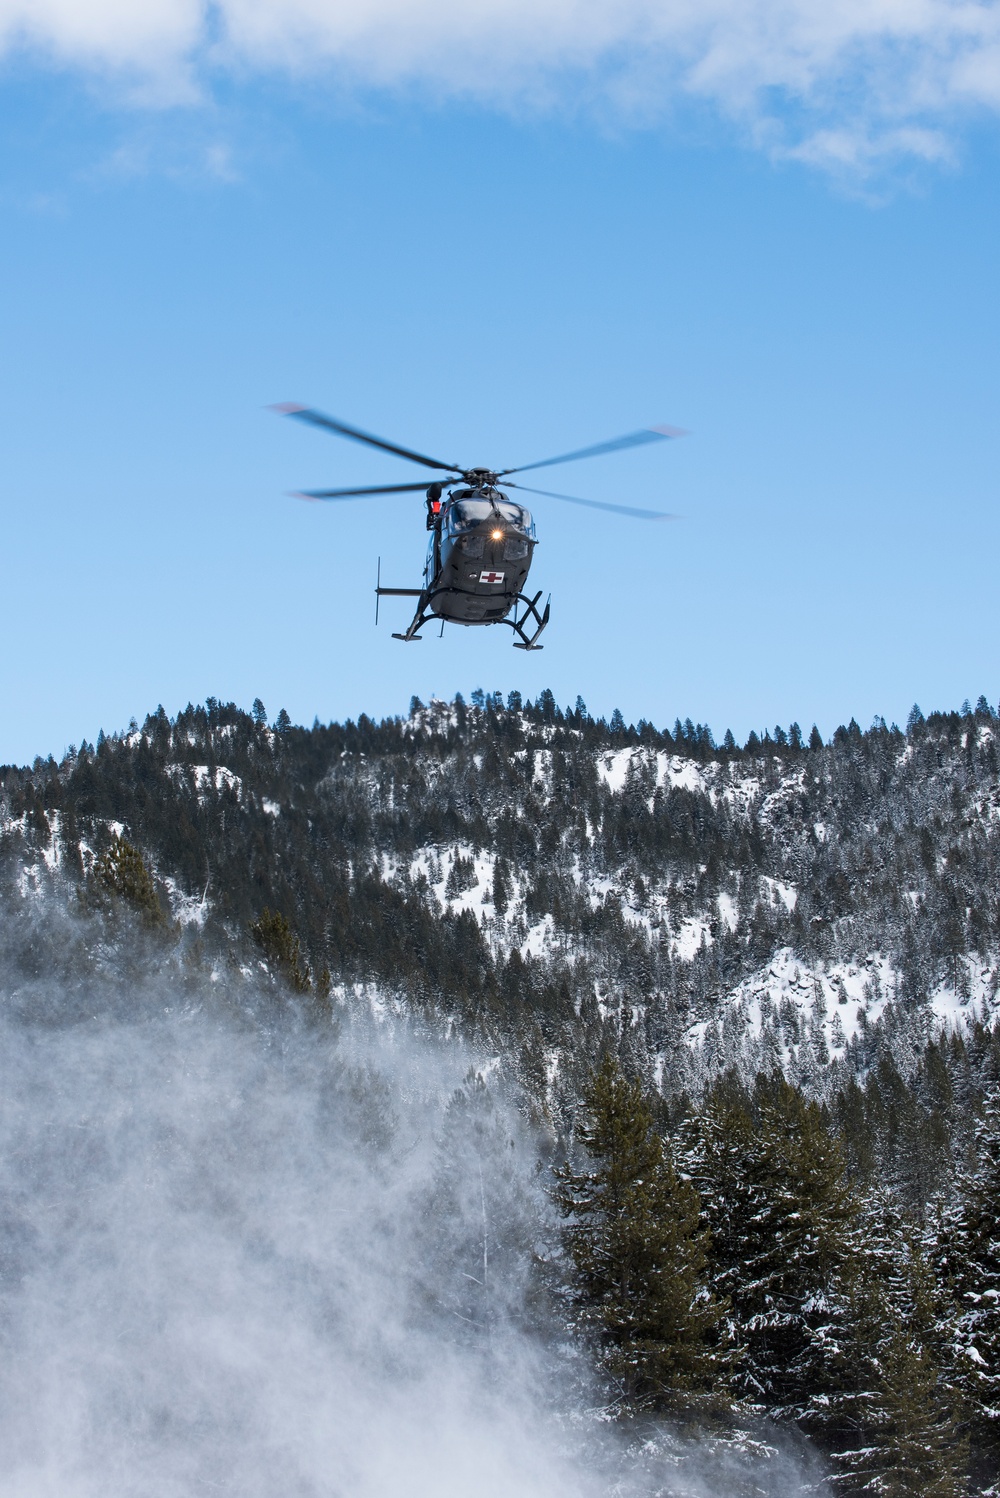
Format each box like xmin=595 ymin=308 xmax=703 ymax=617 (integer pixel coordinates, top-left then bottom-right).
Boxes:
xmin=0 ymin=1009 xmax=583 ymax=1497
xmin=1 ymin=0 xmax=999 ymax=172
xmin=0 ymin=888 xmax=823 ymax=1497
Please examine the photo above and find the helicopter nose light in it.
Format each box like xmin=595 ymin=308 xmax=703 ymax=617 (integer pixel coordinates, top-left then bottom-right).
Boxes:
xmin=491 ymin=528 xmax=503 ymax=540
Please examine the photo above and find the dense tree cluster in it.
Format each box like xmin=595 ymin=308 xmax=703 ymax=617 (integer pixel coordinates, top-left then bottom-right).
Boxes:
xmin=559 ymin=1056 xmax=989 ymax=1493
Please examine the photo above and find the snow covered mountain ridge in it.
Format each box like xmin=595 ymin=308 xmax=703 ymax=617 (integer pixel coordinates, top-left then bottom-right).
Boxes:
xmin=3 ymin=690 xmax=998 ymax=1116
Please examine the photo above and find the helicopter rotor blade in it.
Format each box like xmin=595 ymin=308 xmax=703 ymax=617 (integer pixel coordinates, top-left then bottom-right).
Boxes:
xmin=506 ymin=481 xmax=679 ymax=521
xmin=500 ymin=424 xmax=688 ymax=477
xmin=272 ymin=404 xmax=462 ymax=474
xmin=292 ymin=482 xmax=436 ymax=502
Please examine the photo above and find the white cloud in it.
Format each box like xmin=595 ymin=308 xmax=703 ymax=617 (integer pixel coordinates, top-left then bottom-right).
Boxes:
xmin=0 ymin=0 xmax=202 ymax=70
xmin=2 ymin=0 xmax=1000 ymax=171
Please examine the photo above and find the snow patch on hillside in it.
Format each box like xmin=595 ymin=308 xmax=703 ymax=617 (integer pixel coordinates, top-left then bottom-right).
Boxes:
xmin=160 ymin=875 xmax=210 ymax=928
xmin=598 ymin=748 xmax=716 ymax=799
xmin=597 ymin=747 xmax=803 ymax=822
xmin=689 ymin=948 xmax=1000 ymax=1087
xmin=682 ymin=949 xmax=898 ymax=1084
xmin=166 ymin=764 xmax=242 ymax=800
xmin=396 ymin=845 xmax=499 ymax=917
xmin=928 ymin=961 xmax=1000 ymax=1030
xmin=763 ymin=876 xmax=798 ymax=912
xmin=40 ymin=811 xmax=62 ymax=871
xmin=672 ymin=915 xmax=712 ymax=960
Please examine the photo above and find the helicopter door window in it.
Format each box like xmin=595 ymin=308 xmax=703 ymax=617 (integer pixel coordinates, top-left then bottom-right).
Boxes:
xmin=496 ymin=501 xmax=533 ymax=535
xmin=449 ymin=499 xmax=493 ymax=533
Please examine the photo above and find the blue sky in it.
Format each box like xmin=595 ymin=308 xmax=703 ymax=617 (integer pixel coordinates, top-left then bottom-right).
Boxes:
xmin=1 ymin=3 xmax=999 ymax=763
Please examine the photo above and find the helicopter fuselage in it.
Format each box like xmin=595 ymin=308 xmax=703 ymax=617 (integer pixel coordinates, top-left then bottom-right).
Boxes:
xmin=424 ymin=488 xmax=536 ymax=626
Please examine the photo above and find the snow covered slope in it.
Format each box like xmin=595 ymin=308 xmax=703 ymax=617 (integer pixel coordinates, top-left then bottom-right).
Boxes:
xmin=3 ymin=693 xmax=999 ymax=1104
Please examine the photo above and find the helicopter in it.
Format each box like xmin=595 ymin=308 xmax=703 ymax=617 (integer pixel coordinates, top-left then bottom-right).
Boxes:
xmin=273 ymin=404 xmax=685 ymax=650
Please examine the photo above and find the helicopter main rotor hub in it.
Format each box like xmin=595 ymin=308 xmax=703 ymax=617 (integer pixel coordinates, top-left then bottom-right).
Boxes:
xmin=461 ymin=468 xmax=501 ymax=489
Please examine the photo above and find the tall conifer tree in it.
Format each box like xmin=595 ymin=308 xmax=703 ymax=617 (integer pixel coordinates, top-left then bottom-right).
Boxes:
xmin=936 ymin=1089 xmax=1000 ymax=1481
xmin=553 ymin=1054 xmax=731 ymax=1415
xmin=835 ymin=1190 xmax=966 ymax=1496
xmin=688 ymin=1073 xmax=857 ymax=1432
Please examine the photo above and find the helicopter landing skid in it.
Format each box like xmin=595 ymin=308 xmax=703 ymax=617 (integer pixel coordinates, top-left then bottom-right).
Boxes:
xmin=382 ymin=586 xmax=550 ymax=649
xmin=506 ymin=590 xmax=550 ymax=650
xmin=387 ymin=588 xmax=433 ymax=643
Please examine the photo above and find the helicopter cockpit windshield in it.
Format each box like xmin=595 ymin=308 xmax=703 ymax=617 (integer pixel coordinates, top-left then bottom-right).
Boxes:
xmin=448 ymin=498 xmax=534 ymax=536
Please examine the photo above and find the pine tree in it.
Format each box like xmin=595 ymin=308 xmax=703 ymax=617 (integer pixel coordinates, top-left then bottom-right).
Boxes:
xmin=95 ymin=834 xmax=164 ymax=924
xmin=445 ymin=852 xmax=478 ymax=898
xmin=838 ymin=1332 xmax=967 ymax=1496
xmin=249 ymin=907 xmax=312 ymax=993
xmin=553 ymin=1054 xmax=731 ymax=1416
xmin=688 ymin=1072 xmax=858 ymax=1432
xmin=834 ymin=1190 xmax=967 ymax=1496
xmin=936 ymin=1089 xmax=1000 ymax=1480
xmin=492 ymin=858 xmax=511 ymax=915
